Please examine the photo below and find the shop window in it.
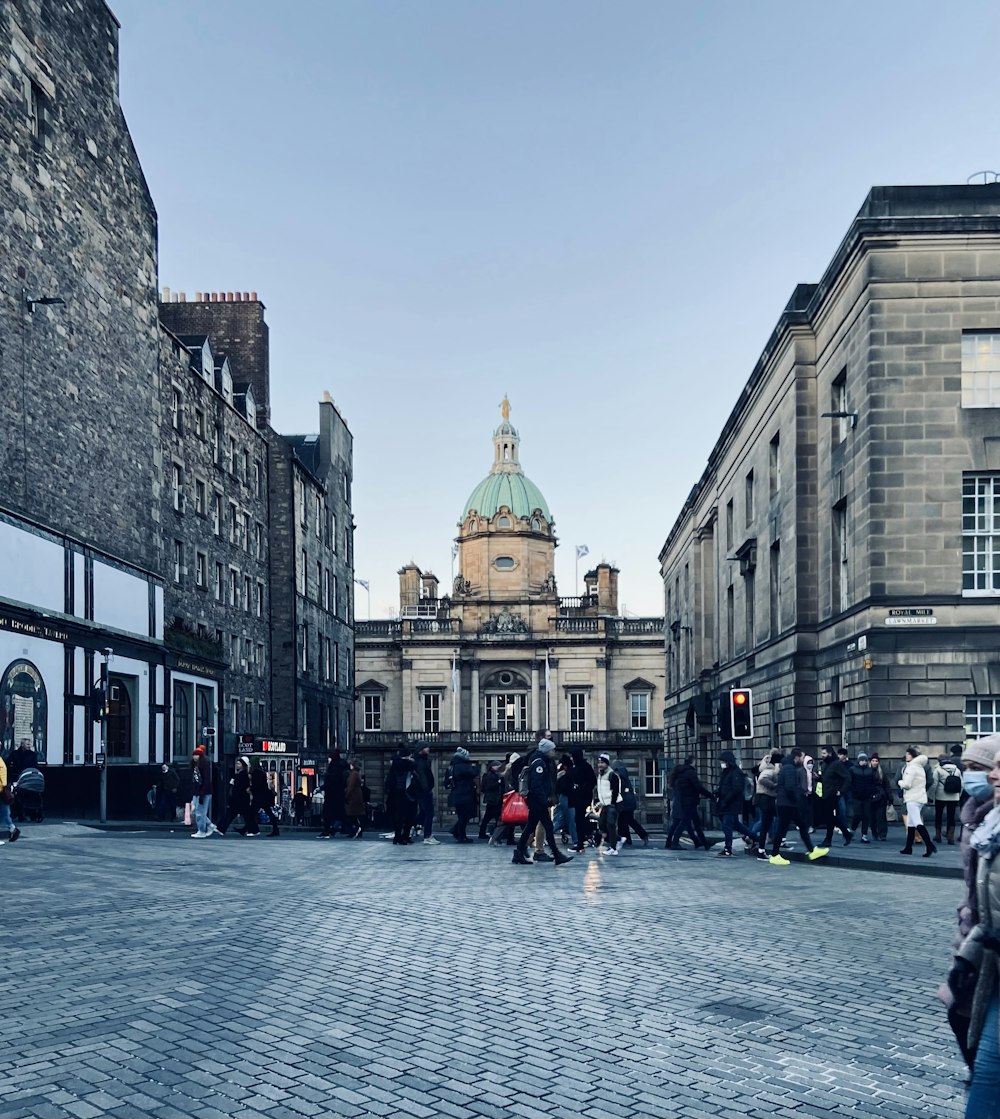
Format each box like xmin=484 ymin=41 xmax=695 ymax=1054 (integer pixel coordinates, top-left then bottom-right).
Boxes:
xmin=0 ymin=658 xmax=47 ymax=760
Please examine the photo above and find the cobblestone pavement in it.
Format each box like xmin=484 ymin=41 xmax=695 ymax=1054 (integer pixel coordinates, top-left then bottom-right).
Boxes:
xmin=0 ymin=824 xmax=969 ymax=1119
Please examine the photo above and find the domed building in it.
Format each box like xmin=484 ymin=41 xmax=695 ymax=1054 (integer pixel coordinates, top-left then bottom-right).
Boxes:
xmin=354 ymin=400 xmax=666 ymax=833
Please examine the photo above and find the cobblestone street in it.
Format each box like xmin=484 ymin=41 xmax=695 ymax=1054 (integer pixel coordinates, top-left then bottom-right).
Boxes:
xmin=0 ymin=824 xmax=968 ymax=1119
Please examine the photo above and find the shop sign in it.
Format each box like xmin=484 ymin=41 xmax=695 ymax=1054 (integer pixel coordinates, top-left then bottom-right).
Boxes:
xmin=0 ymin=614 xmax=70 ymax=642
xmin=260 ymin=739 xmax=291 ymax=753
xmin=237 ymin=743 xmax=254 ymax=755
xmin=302 ymin=758 xmax=317 ymax=766
xmin=885 ymin=608 xmax=936 ymax=626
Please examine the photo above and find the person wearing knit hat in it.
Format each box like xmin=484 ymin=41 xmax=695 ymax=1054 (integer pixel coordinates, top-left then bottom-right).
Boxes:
xmin=190 ymin=745 xmax=217 ymax=839
xmin=849 ymin=752 xmax=876 ymax=844
xmin=963 ymin=735 xmax=1000 ymax=771
xmin=512 ymin=735 xmax=572 ymax=867
xmin=447 ymin=747 xmax=478 ymax=843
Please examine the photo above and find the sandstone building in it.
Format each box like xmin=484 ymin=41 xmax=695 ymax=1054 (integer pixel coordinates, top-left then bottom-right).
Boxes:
xmin=659 ymin=184 xmax=1000 ymax=776
xmin=355 ymin=401 xmax=665 ymax=826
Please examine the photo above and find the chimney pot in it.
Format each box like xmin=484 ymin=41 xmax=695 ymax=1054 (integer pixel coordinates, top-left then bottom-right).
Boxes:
xmin=179 ymin=292 xmax=186 ymax=302
xmin=243 ymin=292 xmax=250 ymax=301
xmin=250 ymin=292 xmax=257 ymax=301
xmin=235 ymin=291 xmax=242 ymax=301
xmin=162 ymin=286 xmax=170 ymax=302
xmin=211 ymin=292 xmax=217 ymax=302
xmin=195 ymin=292 xmax=202 ymax=301
xmin=226 ymin=291 xmax=234 ymax=301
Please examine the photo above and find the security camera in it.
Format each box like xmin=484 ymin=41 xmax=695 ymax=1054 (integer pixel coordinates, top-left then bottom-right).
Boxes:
xmin=102 ymin=648 xmax=113 ymax=657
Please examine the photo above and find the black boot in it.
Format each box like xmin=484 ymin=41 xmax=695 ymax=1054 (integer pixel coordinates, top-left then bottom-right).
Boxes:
xmin=917 ymin=825 xmax=937 ymax=856
xmin=900 ymin=827 xmax=915 ymax=854
xmin=553 ymin=852 xmax=573 ymax=866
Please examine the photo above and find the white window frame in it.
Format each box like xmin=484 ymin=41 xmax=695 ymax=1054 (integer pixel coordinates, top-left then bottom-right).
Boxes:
xmin=363 ymin=693 xmax=382 ymax=732
xmin=567 ymin=690 xmax=588 ymax=733
xmin=629 ymin=692 xmax=650 ymax=730
xmin=423 ymin=692 xmax=441 ymax=734
xmin=963 ymin=474 xmax=1000 ymax=595
xmin=966 ymin=697 xmax=1000 ymax=739
xmin=644 ymin=757 xmax=663 ymax=797
xmin=962 ymin=332 xmax=1000 ymax=408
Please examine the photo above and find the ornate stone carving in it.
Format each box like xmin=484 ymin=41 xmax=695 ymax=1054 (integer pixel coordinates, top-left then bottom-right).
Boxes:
xmin=480 ymin=609 xmax=528 ymax=634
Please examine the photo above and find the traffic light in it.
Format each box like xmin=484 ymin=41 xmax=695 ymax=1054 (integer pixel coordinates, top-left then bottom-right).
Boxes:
xmin=89 ymin=685 xmax=107 ymax=723
xmin=730 ymin=689 xmax=753 ymax=739
xmin=717 ymin=695 xmax=732 ymax=740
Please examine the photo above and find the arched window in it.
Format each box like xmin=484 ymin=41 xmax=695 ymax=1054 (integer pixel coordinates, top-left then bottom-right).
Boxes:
xmin=0 ymin=658 xmax=47 ymax=760
xmin=497 ymin=516 xmax=511 ymax=529
xmin=172 ymin=685 xmax=190 ymax=762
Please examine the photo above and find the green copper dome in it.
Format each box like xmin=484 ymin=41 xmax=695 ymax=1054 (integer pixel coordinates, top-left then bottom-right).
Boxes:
xmin=463 ymin=472 xmax=551 ymax=520
xmin=461 ymin=398 xmax=551 ymax=522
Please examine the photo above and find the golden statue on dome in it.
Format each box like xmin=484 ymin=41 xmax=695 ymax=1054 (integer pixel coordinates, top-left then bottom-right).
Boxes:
xmin=501 ymin=395 xmax=510 ymax=421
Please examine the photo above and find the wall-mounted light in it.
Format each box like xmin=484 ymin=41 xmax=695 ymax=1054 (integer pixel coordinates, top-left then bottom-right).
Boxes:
xmin=24 ymin=292 xmax=66 ymax=312
xmin=822 ymin=410 xmax=859 ymax=430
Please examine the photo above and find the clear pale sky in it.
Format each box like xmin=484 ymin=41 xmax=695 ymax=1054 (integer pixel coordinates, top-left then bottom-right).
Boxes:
xmin=111 ymin=0 xmax=1000 ymax=618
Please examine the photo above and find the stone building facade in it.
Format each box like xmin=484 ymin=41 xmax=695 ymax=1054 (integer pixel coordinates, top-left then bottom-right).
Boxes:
xmin=355 ymin=401 xmax=665 ymax=828
xmin=659 ymin=184 xmax=1000 ymax=781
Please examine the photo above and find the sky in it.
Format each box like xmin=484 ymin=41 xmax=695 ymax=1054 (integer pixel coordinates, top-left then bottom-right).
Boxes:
xmin=111 ymin=0 xmax=1000 ymax=618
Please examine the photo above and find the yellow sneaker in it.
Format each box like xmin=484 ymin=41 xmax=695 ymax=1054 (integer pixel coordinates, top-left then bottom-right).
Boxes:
xmin=768 ymin=854 xmax=790 ymax=866
xmin=808 ymin=846 xmax=829 ymax=861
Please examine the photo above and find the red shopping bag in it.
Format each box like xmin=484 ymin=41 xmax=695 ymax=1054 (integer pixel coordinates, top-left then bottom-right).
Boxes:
xmin=500 ymin=790 xmax=529 ymax=825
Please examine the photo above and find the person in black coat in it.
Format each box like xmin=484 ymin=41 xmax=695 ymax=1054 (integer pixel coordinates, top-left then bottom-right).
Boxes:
xmin=248 ymin=759 xmax=280 ymax=837
xmin=569 ymin=746 xmax=597 ymax=854
xmin=319 ymin=751 xmax=349 ymax=838
xmin=767 ymin=750 xmax=828 ymax=864
xmin=849 ymin=751 xmax=877 ymax=843
xmin=447 ymin=748 xmax=479 ymax=843
xmin=665 ymin=758 xmax=714 ymax=849
xmin=512 ymin=739 xmax=572 ymax=867
xmin=715 ymin=750 xmax=757 ymax=857
xmin=819 ymin=746 xmax=854 ymax=847
xmin=217 ymin=757 xmax=253 ymax=836
xmin=387 ymin=746 xmax=416 ymax=845
xmin=478 ymin=760 xmax=504 ymax=840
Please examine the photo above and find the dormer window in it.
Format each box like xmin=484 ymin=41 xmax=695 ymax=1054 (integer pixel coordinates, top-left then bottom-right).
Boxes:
xmin=222 ymin=368 xmax=233 ymax=405
xmin=497 ymin=516 xmax=511 ymax=529
xmin=494 ymin=556 xmax=515 ymax=570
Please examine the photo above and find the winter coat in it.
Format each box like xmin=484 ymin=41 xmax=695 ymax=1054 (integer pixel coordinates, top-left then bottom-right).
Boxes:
xmin=344 ymin=770 xmax=366 ymax=816
xmin=671 ymin=764 xmax=713 ymax=812
xmin=820 ymin=757 xmax=852 ymax=800
xmin=523 ymin=749 xmax=556 ymax=803
xmin=935 ymin=762 xmax=962 ymax=804
xmin=899 ymin=756 xmax=928 ymax=805
xmin=249 ymin=767 xmax=273 ymax=808
xmin=595 ymin=767 xmax=622 ymax=807
xmin=387 ymin=754 xmax=415 ymax=798
xmin=958 ymin=795 xmax=998 ymax=940
xmin=755 ymin=757 xmax=780 ymax=799
xmin=192 ymin=755 xmax=212 ymax=800
xmin=850 ymin=762 xmax=877 ymax=802
xmin=960 ymin=834 xmax=1000 ymax=1060
xmin=715 ymin=752 xmax=745 ymax=815
xmin=230 ymin=767 xmax=251 ymax=809
xmin=481 ymin=769 xmax=504 ymax=807
xmin=411 ymin=755 xmax=435 ymax=795
xmin=160 ymin=765 xmax=180 ymax=794
xmin=613 ymin=762 xmax=637 ymax=812
xmin=448 ymin=756 xmax=478 ymax=808
xmin=872 ymin=764 xmax=894 ymax=804
xmin=776 ymin=756 xmax=808 ymax=810
xmin=323 ymin=756 xmax=349 ymax=799
xmin=569 ymin=748 xmax=597 ymax=808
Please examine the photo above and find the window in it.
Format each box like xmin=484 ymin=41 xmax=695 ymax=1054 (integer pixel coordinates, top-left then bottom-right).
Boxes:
xmin=256 ymin=582 xmax=265 ymax=618
xmin=644 ymin=757 xmax=663 ymax=797
xmin=299 ymin=482 xmax=307 ymax=526
xmin=28 ymin=79 xmax=49 ymax=146
xmin=213 ymin=423 xmax=223 ymax=466
xmin=196 ymin=552 xmax=207 ymax=589
xmin=229 ymin=502 xmax=237 ymax=543
xmin=333 ymin=642 xmax=339 ymax=683
xmin=966 ymin=698 xmax=1000 ymax=738
xmin=769 ymin=540 xmax=781 ymax=637
xmin=301 ymin=625 xmax=309 ymax=672
xmin=323 ymin=637 xmax=332 ymax=681
xmin=832 ymin=370 xmax=848 ymax=444
xmin=629 ymin=692 xmax=649 ymax=729
xmin=363 ymin=693 xmax=382 ymax=732
xmin=172 ymin=464 xmax=183 ymax=512
xmin=725 ymin=500 xmax=734 ymax=550
xmin=254 ymin=461 xmax=263 ymax=498
xmin=568 ymin=691 xmax=588 ymax=732
xmin=172 ymin=685 xmax=190 ymax=763
xmin=212 ymin=493 xmax=221 ymax=536
xmin=299 ymin=549 xmax=307 ymax=596
xmin=244 ymin=699 xmax=254 ymax=733
xmin=495 ymin=557 xmax=515 ymax=570
xmin=195 ymin=479 xmax=206 ymax=516
xmin=323 ymin=569 xmax=331 ymax=610
xmin=832 ymin=500 xmax=848 ymax=612
xmin=343 ymin=473 xmax=350 ymax=503
xmin=315 ymin=495 xmax=322 ymax=537
xmin=497 ymin=516 xmax=511 ymax=528
xmin=330 ymin=513 xmax=337 ymax=553
xmin=229 ymin=568 xmax=239 ymax=606
xmin=726 ymin=584 xmax=735 ymax=659
xmin=745 ymin=570 xmax=756 ymax=648
xmin=171 ymin=388 xmax=182 ymax=431
xmin=769 ymin=433 xmax=780 ymax=499
xmin=229 ymin=436 xmax=237 ymax=476
xmin=243 ymin=575 xmax=251 ymax=612
xmin=331 ymin=574 xmax=338 ymax=617
xmin=745 ymin=470 xmax=754 ymax=526
xmin=257 ymin=643 xmax=265 ymax=679
xmin=258 ymin=701 xmax=266 ymax=730
xmin=963 ymin=475 xmax=1000 ymax=594
xmin=344 ymin=523 xmax=350 ymax=560
xmin=195 ymin=409 xmax=205 ymax=439
xmin=255 ymin=522 xmax=264 ymax=559
xmin=485 ymin=693 xmax=526 ymax=731
xmin=214 ymin=562 xmax=223 ymax=601
xmin=243 ymin=451 xmax=250 ymax=485
xmin=962 ymin=333 xmax=1000 ymax=408
xmin=173 ymin=540 xmax=183 ymax=583
xmin=317 ymin=561 xmax=323 ymax=605
xmin=230 ymin=698 xmax=239 ymax=732
xmin=230 ymin=634 xmax=240 ymax=670
xmin=423 ymin=693 xmax=441 ymax=734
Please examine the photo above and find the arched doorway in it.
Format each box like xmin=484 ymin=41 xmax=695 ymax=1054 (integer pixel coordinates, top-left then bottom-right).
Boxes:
xmin=0 ymin=659 xmax=47 ymax=759
xmin=482 ymin=669 xmax=529 ymax=731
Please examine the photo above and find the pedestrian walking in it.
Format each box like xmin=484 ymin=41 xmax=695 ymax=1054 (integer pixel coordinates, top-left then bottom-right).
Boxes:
xmin=714 ymin=750 xmax=757 ymax=858
xmin=411 ymin=743 xmax=438 ymax=844
xmin=344 ymin=761 xmax=366 ymax=838
xmin=511 ymin=738 xmax=572 ymax=867
xmin=613 ymin=759 xmax=649 ymax=847
xmin=665 ymin=757 xmax=714 ymax=849
xmin=319 ymin=751 xmax=348 ymax=838
xmin=751 ymin=750 xmax=781 ymax=850
xmin=949 ymin=743 xmax=1000 ymax=1118
xmin=190 ymin=745 xmax=217 ymax=839
xmin=248 ymin=759 xmax=280 ymax=837
xmin=478 ymin=760 xmax=504 ymax=840
xmin=568 ymin=746 xmax=597 ymax=854
xmin=0 ymin=752 xmax=21 ymax=845
xmin=802 ymin=754 xmax=816 ymax=832
xmin=488 ymin=752 xmax=522 ymax=847
xmin=818 ymin=747 xmax=854 ymax=847
xmin=849 ymin=751 xmax=877 ymax=843
xmin=156 ymin=762 xmax=180 ymax=821
xmin=869 ymin=753 xmax=895 ymax=840
xmin=446 ymin=747 xmax=478 ymax=843
xmin=595 ymin=752 xmax=624 ymax=855
xmin=898 ymin=747 xmax=936 ymax=856
xmin=552 ymin=754 xmax=578 ymax=849
xmin=387 ymin=746 xmax=416 ymax=845
xmin=217 ymin=757 xmax=253 ymax=836
xmin=767 ymin=749 xmax=829 ymax=866
xmin=934 ymin=755 xmax=963 ymax=844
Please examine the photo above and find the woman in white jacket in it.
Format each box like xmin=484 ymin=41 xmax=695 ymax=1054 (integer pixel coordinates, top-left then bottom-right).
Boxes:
xmin=899 ymin=747 xmax=937 ymax=857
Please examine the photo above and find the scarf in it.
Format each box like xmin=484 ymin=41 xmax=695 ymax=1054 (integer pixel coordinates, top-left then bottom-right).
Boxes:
xmin=970 ymin=803 xmax=1000 ymax=858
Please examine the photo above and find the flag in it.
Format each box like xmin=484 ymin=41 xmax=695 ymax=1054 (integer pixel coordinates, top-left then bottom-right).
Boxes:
xmin=575 ymin=544 xmax=589 ymax=559
xmin=452 ymin=544 xmax=459 ymax=559
xmin=452 ymin=653 xmax=458 ymax=693
xmin=354 ymin=578 xmax=369 ymax=591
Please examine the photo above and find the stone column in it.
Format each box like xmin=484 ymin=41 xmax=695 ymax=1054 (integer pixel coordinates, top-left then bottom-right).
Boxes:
xmin=531 ymin=661 xmax=540 ymax=733
xmin=471 ymin=662 xmax=480 ymax=732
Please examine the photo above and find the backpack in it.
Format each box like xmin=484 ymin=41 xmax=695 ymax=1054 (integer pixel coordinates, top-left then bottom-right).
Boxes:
xmin=942 ymin=765 xmax=962 ymax=795
xmin=518 ymin=763 xmax=531 ymax=797
xmin=444 ymin=763 xmax=455 ymax=791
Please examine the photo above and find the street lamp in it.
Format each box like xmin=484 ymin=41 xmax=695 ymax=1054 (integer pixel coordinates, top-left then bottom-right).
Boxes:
xmin=24 ymin=293 xmax=66 ymax=312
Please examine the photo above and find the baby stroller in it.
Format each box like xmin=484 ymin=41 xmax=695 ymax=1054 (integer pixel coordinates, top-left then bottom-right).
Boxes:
xmin=576 ymin=806 xmax=604 ymax=849
xmin=12 ymin=767 xmax=44 ymax=822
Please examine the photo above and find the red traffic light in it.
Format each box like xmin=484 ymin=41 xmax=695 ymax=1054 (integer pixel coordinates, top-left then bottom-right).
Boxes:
xmin=733 ymin=692 xmax=748 ymax=705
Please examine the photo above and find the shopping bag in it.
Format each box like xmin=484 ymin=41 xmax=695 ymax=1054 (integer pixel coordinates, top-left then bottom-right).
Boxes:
xmin=500 ymin=790 xmax=529 ymax=825
xmin=183 ymin=802 xmax=192 ymax=826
